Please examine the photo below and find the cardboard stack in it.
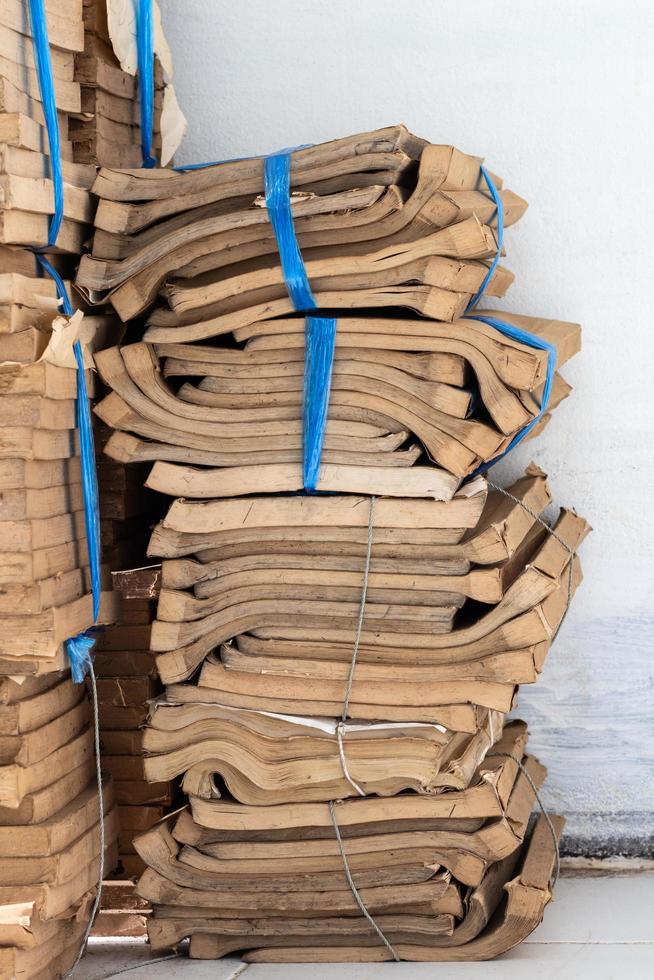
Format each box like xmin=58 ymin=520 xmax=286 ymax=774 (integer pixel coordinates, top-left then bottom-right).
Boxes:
xmin=80 ymin=127 xmax=589 ymax=961
xmin=0 ymin=3 xmax=115 ymax=972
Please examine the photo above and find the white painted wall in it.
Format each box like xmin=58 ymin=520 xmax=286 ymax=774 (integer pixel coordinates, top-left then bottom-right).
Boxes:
xmin=159 ymin=0 xmax=654 ymax=851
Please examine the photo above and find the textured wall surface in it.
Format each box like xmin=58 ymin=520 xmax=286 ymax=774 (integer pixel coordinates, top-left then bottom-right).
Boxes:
xmin=159 ymin=0 xmax=654 ymax=852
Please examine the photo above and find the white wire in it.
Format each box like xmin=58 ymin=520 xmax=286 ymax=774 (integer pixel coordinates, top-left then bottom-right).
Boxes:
xmin=63 ymin=662 xmax=105 ymax=978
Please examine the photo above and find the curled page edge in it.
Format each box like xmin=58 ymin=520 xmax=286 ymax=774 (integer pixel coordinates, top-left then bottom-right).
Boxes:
xmin=107 ymin=0 xmax=173 ymax=78
xmin=160 ymin=82 xmax=187 ymax=166
xmin=154 ymin=696 xmax=449 ymax=737
xmin=106 ymin=0 xmax=185 ymax=162
xmin=0 ymin=309 xmax=94 ymax=372
xmin=42 ymin=310 xmax=94 ymax=369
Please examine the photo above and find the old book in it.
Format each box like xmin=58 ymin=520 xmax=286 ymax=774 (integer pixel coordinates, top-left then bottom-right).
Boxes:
xmin=0 ymin=837 xmax=119 ymax=919
xmin=0 ymin=918 xmax=90 ymax=978
xmin=0 ymin=673 xmax=83 ymax=735
xmin=147 ymin=490 xmax=587 ymax=686
xmin=0 ymin=778 xmax=111 ymax=858
xmin=188 ymin=721 xmax=528 ymax=835
xmin=0 ymin=760 xmax=94 ymax=826
xmin=0 ymin=56 xmax=80 ymax=113
xmin=0 ymin=706 xmax=90 ymax=806
xmin=0 ymin=142 xmax=95 ymax=186
xmin=238 ymin=815 xmax=563 ymax=963
xmin=142 ymin=698 xmax=502 ymax=804
xmin=0 ymin=172 xmax=92 ymax=224
xmin=0 ymin=0 xmax=84 ymax=52
xmin=0 ymin=590 xmax=117 ymax=666
xmin=92 ymin=310 xmax=578 ymax=477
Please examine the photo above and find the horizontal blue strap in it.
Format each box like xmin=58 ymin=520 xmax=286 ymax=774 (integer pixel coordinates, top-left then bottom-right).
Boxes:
xmin=465 ymin=313 xmax=556 ymax=475
xmin=173 ymin=144 xmax=312 ymax=171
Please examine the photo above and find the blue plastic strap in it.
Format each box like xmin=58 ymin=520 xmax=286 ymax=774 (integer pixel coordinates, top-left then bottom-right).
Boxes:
xmin=27 ymin=3 xmax=102 ymax=681
xmin=27 ymin=0 xmax=63 ymax=247
xmin=303 ymin=317 xmax=337 ymax=490
xmin=136 ymin=0 xmax=156 ymax=168
xmin=34 ymin=254 xmax=72 ymax=314
xmin=264 ymin=151 xmax=336 ymax=490
xmin=465 ymin=313 xmax=556 ymax=475
xmin=466 ymin=165 xmax=504 ymax=311
xmin=66 ymin=632 xmax=97 ymax=685
xmin=264 ymin=152 xmax=317 ymax=311
xmin=72 ymin=338 xmax=102 ymax=624
xmin=173 ymin=143 xmax=311 ymax=172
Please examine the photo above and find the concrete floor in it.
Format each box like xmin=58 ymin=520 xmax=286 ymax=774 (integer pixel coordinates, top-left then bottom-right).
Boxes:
xmin=76 ymin=875 xmax=654 ymax=980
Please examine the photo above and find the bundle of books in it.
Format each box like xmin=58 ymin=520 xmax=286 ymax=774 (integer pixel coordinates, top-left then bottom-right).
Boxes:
xmin=0 ymin=671 xmax=119 ymax=977
xmin=0 ymin=253 xmax=120 ymax=969
xmin=79 ymin=126 xmax=589 ymax=961
xmin=0 ymin=0 xmax=187 ymax=967
xmin=127 ymin=473 xmax=585 ymax=961
xmin=0 ymin=254 xmax=118 ymax=677
xmin=136 ymin=750 xmax=563 ymax=961
xmin=0 ymin=0 xmax=94 ymax=253
xmin=74 ymin=0 xmax=165 ymax=167
xmin=0 ymin=1 xmax=125 ymax=969
xmin=94 ymin=576 xmax=174 ymax=881
xmin=78 ymin=126 xmax=578 ymax=480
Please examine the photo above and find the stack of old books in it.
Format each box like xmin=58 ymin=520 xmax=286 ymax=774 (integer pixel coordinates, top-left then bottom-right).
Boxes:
xmin=94 ymin=568 xmax=174 ymax=883
xmin=128 ymin=467 xmax=586 ymax=962
xmin=0 ymin=670 xmax=120 ymax=977
xmin=73 ymin=0 xmax=164 ymax=168
xmin=0 ymin=3 xmax=113 ymax=973
xmin=0 ymin=251 xmax=119 ymax=971
xmin=72 ymin=0 xmax=185 ymax=937
xmin=80 ymin=126 xmax=588 ymax=962
xmin=0 ymin=252 xmax=118 ymax=675
xmin=93 ymin=419 xmax=169 ymax=924
xmin=135 ymin=737 xmax=563 ymax=961
xmin=0 ymin=0 xmax=94 ymax=254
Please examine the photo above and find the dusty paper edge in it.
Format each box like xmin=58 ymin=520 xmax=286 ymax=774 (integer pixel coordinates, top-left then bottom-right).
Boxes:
xmin=0 ymin=309 xmax=94 ymax=372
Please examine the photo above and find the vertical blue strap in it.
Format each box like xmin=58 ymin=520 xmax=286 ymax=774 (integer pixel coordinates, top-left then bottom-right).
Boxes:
xmin=136 ymin=0 xmax=156 ymax=168
xmin=303 ymin=317 xmax=337 ymax=489
xmin=27 ymin=1 xmax=102 ymax=681
xmin=466 ymin=165 xmax=504 ymax=311
xmin=465 ymin=314 xmax=556 ymax=475
xmin=264 ymin=153 xmax=317 ymax=312
xmin=73 ymin=338 xmax=102 ymax=624
xmin=264 ymin=152 xmax=336 ymax=491
xmin=27 ymin=0 xmax=63 ymax=247
xmin=35 ymin=254 xmax=72 ymax=315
